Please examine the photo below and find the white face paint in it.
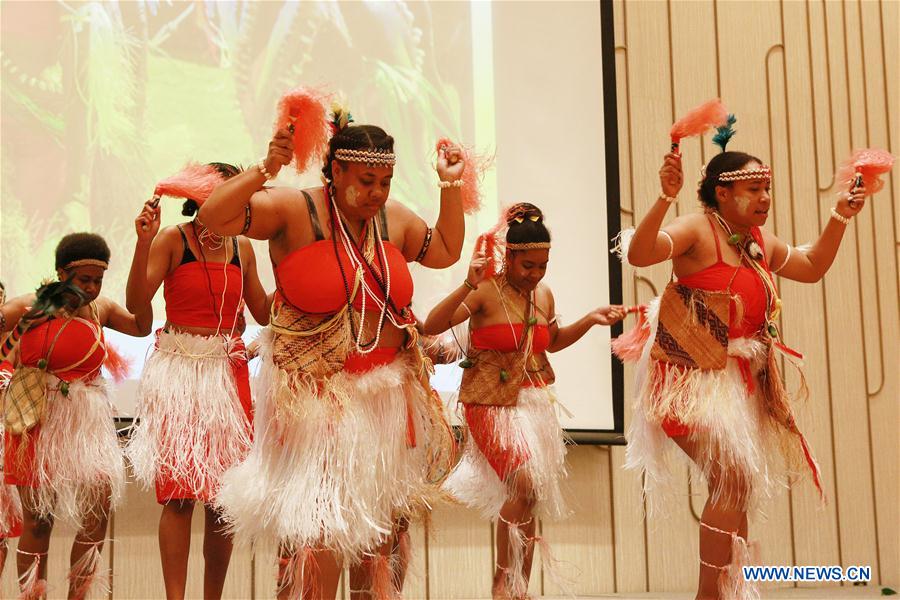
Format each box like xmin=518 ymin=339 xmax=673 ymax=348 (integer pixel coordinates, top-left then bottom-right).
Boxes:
xmin=733 ymin=194 xmax=752 ymax=217
xmin=345 ymin=185 xmax=360 ymax=207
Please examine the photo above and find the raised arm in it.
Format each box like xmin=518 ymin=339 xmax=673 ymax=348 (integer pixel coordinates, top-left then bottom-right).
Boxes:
xmin=627 ymin=152 xmax=697 ymax=267
xmin=399 ymin=145 xmax=466 ymax=268
xmin=199 ymin=128 xmax=294 ymax=240
xmin=764 ymin=187 xmax=867 ymax=283
xmin=421 ymin=248 xmax=487 ymax=335
xmin=125 ymin=199 xmax=173 ymax=318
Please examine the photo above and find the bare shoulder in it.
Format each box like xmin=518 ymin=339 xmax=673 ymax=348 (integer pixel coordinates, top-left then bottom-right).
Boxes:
xmin=385 ymin=198 xmax=418 ymax=224
xmin=237 ymin=235 xmax=256 ymax=253
xmin=252 ymin=185 xmax=308 ymax=219
xmin=91 ymin=295 xmax=115 ymax=322
xmin=757 ymin=226 xmax=781 ymax=245
xmin=155 ymin=224 xmax=184 ymax=247
xmin=667 ymin=211 xmax=709 ymax=230
xmin=535 ymin=282 xmax=555 ymax=312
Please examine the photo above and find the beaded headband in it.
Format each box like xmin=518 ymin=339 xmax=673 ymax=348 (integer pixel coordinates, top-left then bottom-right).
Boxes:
xmin=63 ymin=259 xmax=109 ymax=271
xmin=717 ymin=165 xmax=771 ymax=182
xmin=506 ymin=242 xmax=551 ymax=251
xmin=334 ymin=147 xmax=396 ymax=167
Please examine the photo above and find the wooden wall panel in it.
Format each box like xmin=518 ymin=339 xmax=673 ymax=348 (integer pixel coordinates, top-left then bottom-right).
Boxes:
xmin=425 ymin=502 xmax=492 ymax=599
xmin=541 ymin=446 xmax=616 ymax=596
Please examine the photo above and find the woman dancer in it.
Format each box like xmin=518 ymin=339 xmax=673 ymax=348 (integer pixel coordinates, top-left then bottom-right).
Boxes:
xmin=0 ymin=280 xmax=24 ymax=578
xmin=423 ymin=203 xmax=625 ymax=599
xmin=618 ymin=135 xmax=868 ymax=599
xmin=1 ymin=233 xmax=151 ymax=598
xmin=125 ymin=163 xmax=270 ymax=600
xmin=200 ymin=108 xmax=465 ymax=599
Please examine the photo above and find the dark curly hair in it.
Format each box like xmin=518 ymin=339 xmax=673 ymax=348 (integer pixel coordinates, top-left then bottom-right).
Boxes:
xmin=505 ymin=202 xmax=551 ymax=247
xmin=697 ymin=151 xmax=763 ymax=209
xmin=321 ymin=125 xmax=395 ymax=183
xmin=182 ymin=162 xmax=242 ymax=216
xmin=55 ymin=233 xmax=111 ymax=270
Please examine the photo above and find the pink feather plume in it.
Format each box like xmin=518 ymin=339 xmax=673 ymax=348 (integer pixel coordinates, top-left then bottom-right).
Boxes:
xmin=669 ymin=98 xmax=729 ymax=149
xmin=103 ymin=342 xmax=132 ymax=383
xmin=435 ymin=138 xmax=493 ymax=214
xmin=275 ymin=87 xmax=332 ymax=174
xmin=153 ymin=163 xmax=225 ymax=205
xmin=611 ymin=307 xmax=650 ymax=363
xmin=834 ymin=148 xmax=895 ymax=196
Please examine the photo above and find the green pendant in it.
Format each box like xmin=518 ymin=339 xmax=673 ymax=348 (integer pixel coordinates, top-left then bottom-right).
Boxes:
xmin=727 ymin=233 xmax=744 ymax=246
xmin=767 ymin=323 xmax=779 ymax=338
xmin=459 ymin=359 xmax=474 ymax=369
xmin=527 ymin=316 xmax=538 ymax=326
xmin=60 ymin=381 xmax=69 ymax=396
xmin=499 ymin=369 xmax=510 ymax=382
xmin=37 ymin=358 xmax=48 ymax=370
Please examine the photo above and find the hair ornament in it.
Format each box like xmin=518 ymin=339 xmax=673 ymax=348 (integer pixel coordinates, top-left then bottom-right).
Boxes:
xmin=505 ymin=203 xmax=541 ymax=225
xmin=712 ymin=114 xmax=737 ymax=152
xmin=506 ymin=241 xmax=551 ymax=250
xmin=334 ymin=147 xmax=396 ymax=167
xmin=330 ymin=101 xmax=354 ymax=134
xmin=63 ymin=259 xmax=109 ymax=271
xmin=717 ymin=164 xmax=771 ymax=182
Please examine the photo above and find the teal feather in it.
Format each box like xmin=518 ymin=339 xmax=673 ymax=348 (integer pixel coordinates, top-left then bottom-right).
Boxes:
xmin=712 ymin=114 xmax=737 ymax=151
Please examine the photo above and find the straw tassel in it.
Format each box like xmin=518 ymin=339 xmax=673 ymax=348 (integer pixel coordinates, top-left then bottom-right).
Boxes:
xmin=369 ymin=553 xmax=401 ymax=600
xmin=718 ymin=533 xmax=761 ymax=600
xmin=16 ymin=550 xmax=47 ymax=600
xmin=67 ymin=541 xmax=110 ymax=600
xmin=504 ymin=521 xmax=529 ymax=599
xmin=278 ymin=547 xmax=319 ymax=600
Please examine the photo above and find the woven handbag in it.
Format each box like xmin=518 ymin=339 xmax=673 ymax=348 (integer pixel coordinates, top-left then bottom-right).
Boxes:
xmin=458 ymin=347 xmax=528 ymax=407
xmin=270 ymin=298 xmax=352 ymax=381
xmin=650 ymin=282 xmax=730 ymax=370
xmin=3 ymin=366 xmax=47 ymax=435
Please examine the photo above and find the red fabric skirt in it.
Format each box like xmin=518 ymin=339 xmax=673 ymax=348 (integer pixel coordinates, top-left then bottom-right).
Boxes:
xmin=155 ymin=354 xmax=253 ymax=504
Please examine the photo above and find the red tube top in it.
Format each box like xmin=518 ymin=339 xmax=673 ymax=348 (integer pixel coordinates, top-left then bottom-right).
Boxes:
xmin=18 ymin=316 xmax=106 ymax=382
xmin=164 ymin=262 xmax=244 ymax=329
xmin=677 ymin=222 xmax=773 ymax=338
xmin=471 ymin=323 xmax=551 ymax=354
xmin=275 ymin=240 xmax=414 ymax=317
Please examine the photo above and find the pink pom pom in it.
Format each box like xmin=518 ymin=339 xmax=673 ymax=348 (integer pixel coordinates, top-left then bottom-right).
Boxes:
xmin=669 ymin=98 xmax=729 ymax=147
xmin=275 ymin=87 xmax=332 ymax=174
xmin=435 ymin=138 xmax=493 ymax=214
xmin=611 ymin=308 xmax=650 ymax=363
xmin=154 ymin=163 xmax=225 ymax=205
xmin=834 ymin=148 xmax=895 ymax=196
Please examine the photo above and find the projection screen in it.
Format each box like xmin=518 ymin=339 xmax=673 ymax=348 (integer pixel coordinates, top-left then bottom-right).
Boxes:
xmin=0 ymin=1 xmax=623 ymax=440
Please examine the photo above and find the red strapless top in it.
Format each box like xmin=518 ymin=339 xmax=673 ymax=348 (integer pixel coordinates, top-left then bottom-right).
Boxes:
xmin=677 ymin=219 xmax=773 ymax=338
xmin=471 ymin=323 xmax=551 ymax=354
xmin=275 ymin=240 xmax=414 ymax=317
xmin=18 ymin=313 xmax=106 ymax=382
xmin=164 ymin=262 xmax=244 ymax=329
